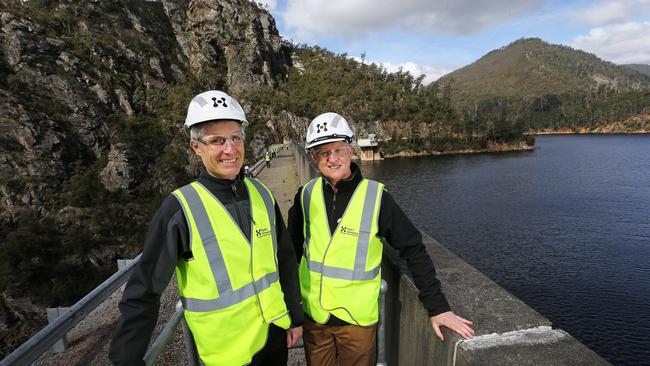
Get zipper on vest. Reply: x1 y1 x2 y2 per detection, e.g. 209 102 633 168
231 182 249 242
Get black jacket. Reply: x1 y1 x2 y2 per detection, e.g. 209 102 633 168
287 163 450 325
109 168 303 365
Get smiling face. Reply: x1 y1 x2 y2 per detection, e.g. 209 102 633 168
190 120 244 180
310 140 353 187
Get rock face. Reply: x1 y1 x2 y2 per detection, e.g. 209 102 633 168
99 144 136 192
0 0 293 356
163 0 289 94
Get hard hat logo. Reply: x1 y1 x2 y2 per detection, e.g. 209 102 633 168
213 97 228 108
316 123 328 133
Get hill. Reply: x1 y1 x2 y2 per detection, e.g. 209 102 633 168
436 38 650 132
438 38 650 101
623 64 650 77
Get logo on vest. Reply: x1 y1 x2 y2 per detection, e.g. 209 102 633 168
255 227 271 238
340 226 358 237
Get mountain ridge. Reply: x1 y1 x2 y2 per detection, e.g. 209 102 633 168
623 63 650 77
438 37 650 103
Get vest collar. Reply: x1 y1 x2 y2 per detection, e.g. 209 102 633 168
199 166 245 186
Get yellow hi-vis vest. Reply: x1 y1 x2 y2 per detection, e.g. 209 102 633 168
172 178 291 366
299 177 384 326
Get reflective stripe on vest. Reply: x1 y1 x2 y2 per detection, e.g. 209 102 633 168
302 178 381 280
173 180 278 313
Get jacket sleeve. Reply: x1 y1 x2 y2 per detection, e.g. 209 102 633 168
109 196 186 366
287 187 305 262
378 190 451 317
275 203 304 327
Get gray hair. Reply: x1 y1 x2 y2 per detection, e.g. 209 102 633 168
189 121 245 141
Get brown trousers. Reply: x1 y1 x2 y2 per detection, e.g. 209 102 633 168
303 317 377 366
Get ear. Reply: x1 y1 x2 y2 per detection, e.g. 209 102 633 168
190 139 202 156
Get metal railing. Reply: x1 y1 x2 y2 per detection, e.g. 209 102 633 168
2 258 388 366
0 254 199 366
143 302 199 366
1 255 142 366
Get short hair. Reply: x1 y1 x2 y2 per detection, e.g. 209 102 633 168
189 123 206 141
189 121 245 141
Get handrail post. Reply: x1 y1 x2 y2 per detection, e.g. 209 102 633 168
377 279 388 366
46 308 70 353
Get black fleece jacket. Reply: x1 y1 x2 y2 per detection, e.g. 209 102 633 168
109 168 303 365
287 163 450 325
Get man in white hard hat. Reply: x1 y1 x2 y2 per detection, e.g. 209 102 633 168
288 112 474 366
110 91 303 366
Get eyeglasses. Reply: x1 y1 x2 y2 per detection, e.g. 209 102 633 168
313 145 351 160
198 133 244 149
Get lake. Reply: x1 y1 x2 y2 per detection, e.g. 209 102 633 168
362 134 650 365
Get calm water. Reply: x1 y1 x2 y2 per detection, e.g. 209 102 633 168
362 135 650 366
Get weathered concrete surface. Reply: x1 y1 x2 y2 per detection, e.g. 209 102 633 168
382 233 610 365
456 326 608 366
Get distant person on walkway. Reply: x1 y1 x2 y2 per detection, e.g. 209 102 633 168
265 150 271 168
109 90 303 366
287 112 474 366
244 164 251 177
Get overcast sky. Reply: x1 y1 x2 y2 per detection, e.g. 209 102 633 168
255 0 650 84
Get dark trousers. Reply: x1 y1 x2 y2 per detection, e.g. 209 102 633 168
303 317 376 366
250 324 288 366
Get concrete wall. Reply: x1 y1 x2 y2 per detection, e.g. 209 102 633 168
293 143 320 184
291 143 609 365
382 233 610 366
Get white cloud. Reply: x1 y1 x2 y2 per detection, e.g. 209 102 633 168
256 0 277 11
281 0 544 40
571 21 650 64
569 0 650 25
381 61 451 84
350 56 451 85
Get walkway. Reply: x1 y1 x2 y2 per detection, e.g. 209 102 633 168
255 146 306 366
255 146 301 223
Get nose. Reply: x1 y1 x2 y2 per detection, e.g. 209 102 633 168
223 140 236 153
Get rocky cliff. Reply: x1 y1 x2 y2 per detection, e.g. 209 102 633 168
0 0 295 355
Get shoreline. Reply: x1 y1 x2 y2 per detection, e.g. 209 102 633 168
378 130 648 159
532 130 650 135
382 141 534 159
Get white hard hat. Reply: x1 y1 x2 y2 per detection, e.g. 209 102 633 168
185 90 248 128
305 112 353 150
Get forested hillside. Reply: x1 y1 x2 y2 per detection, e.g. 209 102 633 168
253 45 532 154
439 38 650 132
624 64 650 77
